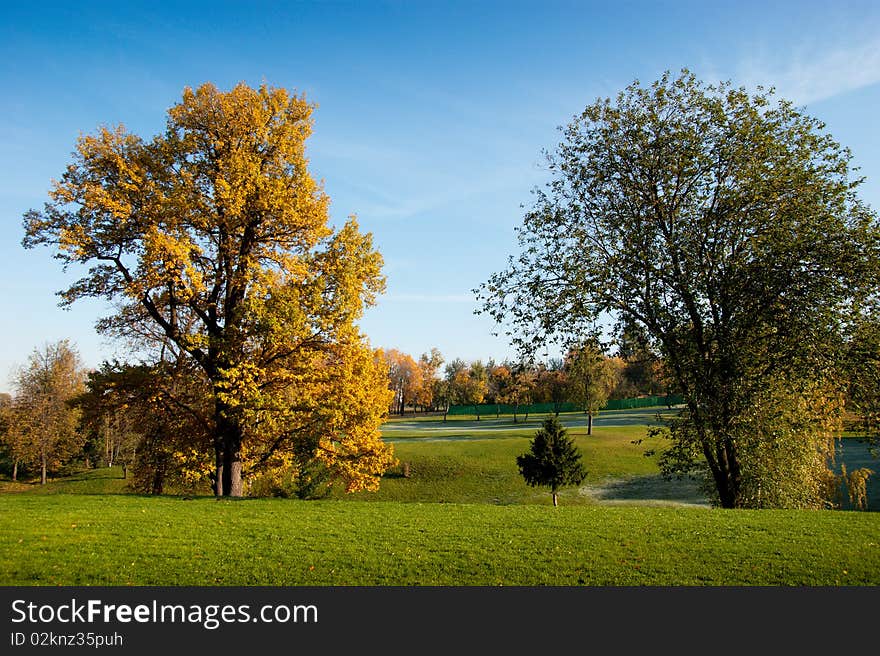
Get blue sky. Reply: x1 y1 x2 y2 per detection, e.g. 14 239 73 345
2 0 879 390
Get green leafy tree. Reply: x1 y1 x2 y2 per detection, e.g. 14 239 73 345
565 341 616 435
441 358 488 419
517 416 587 506
467 360 489 420
478 69 880 508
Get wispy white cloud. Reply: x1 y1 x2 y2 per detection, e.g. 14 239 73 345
735 35 880 105
310 78 552 223
324 156 543 222
379 293 475 303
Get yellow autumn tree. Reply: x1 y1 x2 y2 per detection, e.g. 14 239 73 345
382 348 422 415
23 82 394 496
415 348 444 411
8 341 86 485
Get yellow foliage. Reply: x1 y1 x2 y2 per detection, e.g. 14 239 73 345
736 377 845 509
24 82 395 495
840 464 873 511
172 448 215 486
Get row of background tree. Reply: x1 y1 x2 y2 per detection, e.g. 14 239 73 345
381 328 672 419
0 326 662 491
1 339 377 497
0 341 142 489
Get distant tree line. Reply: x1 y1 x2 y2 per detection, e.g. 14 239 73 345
0 340 207 494
0 332 667 488
0 338 388 499
380 331 674 430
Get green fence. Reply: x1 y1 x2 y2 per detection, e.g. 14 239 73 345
605 395 683 410
447 394 682 417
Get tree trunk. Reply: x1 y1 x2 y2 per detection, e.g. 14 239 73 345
214 444 224 497
716 478 737 508
587 411 593 435
715 470 739 508
105 415 112 467
724 439 742 507
223 449 243 497
218 418 244 497
41 451 47 485
12 459 18 482
701 432 740 509
152 470 163 495
552 491 558 507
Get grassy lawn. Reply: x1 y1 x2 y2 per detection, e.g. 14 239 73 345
0 466 131 496
1 407 878 586
0 494 878 586
346 423 682 505
380 407 677 437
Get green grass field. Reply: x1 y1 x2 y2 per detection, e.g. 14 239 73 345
352 413 703 506
1 407 878 586
1 495 879 585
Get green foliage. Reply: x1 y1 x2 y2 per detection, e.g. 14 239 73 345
247 435 333 500
248 461 332 500
74 360 214 496
565 341 616 433
478 69 880 508
650 378 843 509
517 416 587 505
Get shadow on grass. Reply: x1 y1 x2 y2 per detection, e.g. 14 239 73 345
60 469 124 482
584 474 710 507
